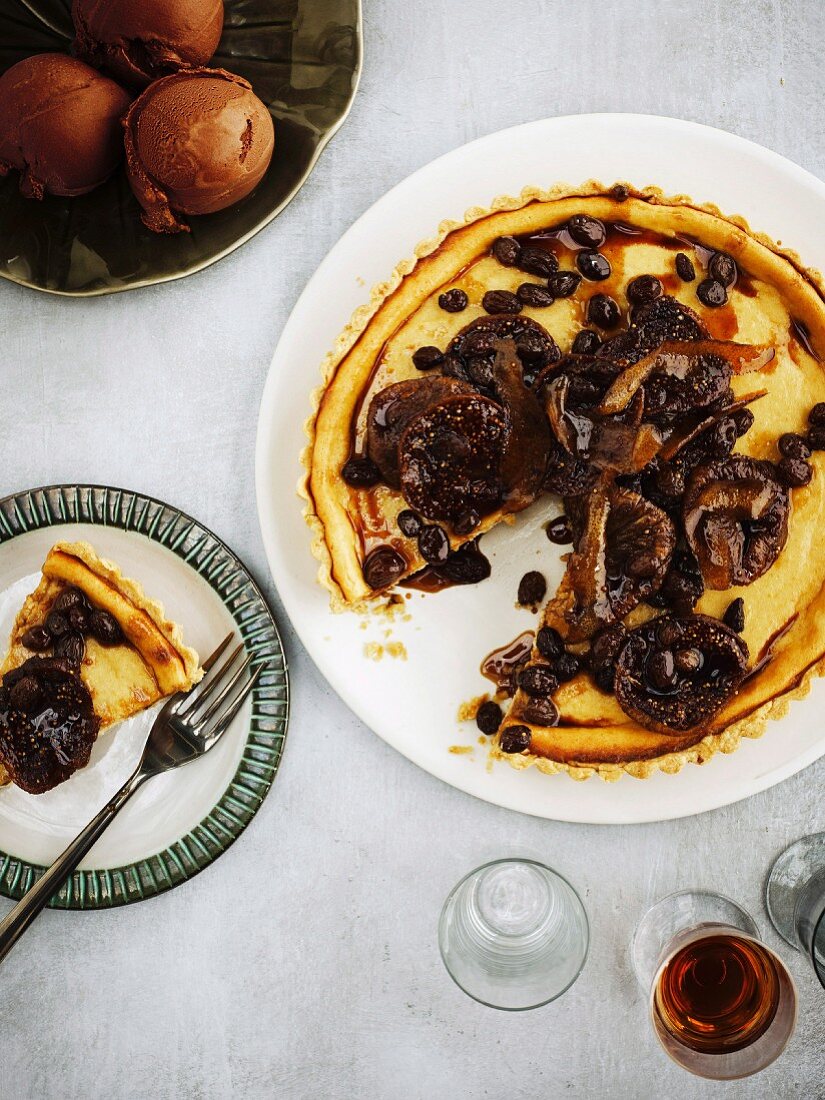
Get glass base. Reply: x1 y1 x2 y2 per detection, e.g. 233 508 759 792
632 890 758 991
438 859 589 1011
765 833 824 948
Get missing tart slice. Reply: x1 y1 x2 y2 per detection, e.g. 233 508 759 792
303 183 825 780
0 541 202 793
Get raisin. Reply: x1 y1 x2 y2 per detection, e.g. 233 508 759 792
733 408 755 437
412 345 444 371
567 215 606 248
516 282 554 308
777 457 813 488
587 293 621 329
55 632 85 666
536 626 564 660
546 515 573 544
553 652 581 682
53 586 87 614
576 251 611 281
723 597 745 633
418 524 450 563
491 236 521 267
476 700 503 735
362 546 406 589
499 725 531 753
571 330 601 355
517 571 546 607
697 278 727 307
21 625 51 652
627 274 663 305
518 664 559 697
808 425 825 451
548 271 582 298
342 455 381 487
517 246 558 278
45 611 69 638
708 252 737 288
779 432 811 460
809 403 825 428
647 649 678 692
482 290 522 315
453 510 480 536
675 252 696 281
88 609 124 646
438 289 468 313
397 510 422 537
67 606 89 634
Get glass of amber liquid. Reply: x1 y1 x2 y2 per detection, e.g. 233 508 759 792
632 891 797 1079
766 832 825 988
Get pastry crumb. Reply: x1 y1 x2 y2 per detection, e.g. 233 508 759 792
386 641 407 660
363 640 407 661
363 642 384 661
457 693 490 722
449 745 473 755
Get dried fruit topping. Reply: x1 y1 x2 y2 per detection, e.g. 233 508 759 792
604 488 676 618
55 632 85 666
482 289 522 315
366 376 472 488
576 250 611 281
448 315 560 381
778 432 811 460
517 282 555 308
453 509 480 536
438 288 468 313
548 271 582 298
614 615 749 733
683 456 791 588
517 571 547 609
434 540 491 585
412 345 445 372
491 236 521 267
21 625 51 652
536 625 564 660
590 622 628 693
567 214 606 248
362 545 407 590
588 294 621 329
513 695 560 728
397 509 422 537
498 724 532 753
543 438 601 497
517 245 558 278
342 454 381 488
708 252 737 287
563 482 613 641
398 393 508 521
88 609 123 646
723 597 745 633
517 663 558 696
697 278 727 308
675 252 696 281
476 700 503 735
809 402 825 428
546 515 573 544
418 524 450 564
572 329 602 355
52 586 88 614
599 295 708 366
653 549 705 617
0 657 100 793
777 457 813 488
627 274 663 305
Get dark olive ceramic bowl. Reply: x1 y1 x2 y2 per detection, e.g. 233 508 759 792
0 0 362 295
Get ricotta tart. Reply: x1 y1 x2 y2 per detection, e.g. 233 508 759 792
303 183 825 780
0 541 201 793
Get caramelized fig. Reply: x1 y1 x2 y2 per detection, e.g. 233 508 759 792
683 457 790 588
448 315 560 384
614 615 749 733
398 393 508 521
563 481 613 641
366 376 472 487
487 339 552 510
0 657 100 793
543 438 601 497
604 488 675 617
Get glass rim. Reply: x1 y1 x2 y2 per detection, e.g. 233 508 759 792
812 906 825 991
437 857 590 1011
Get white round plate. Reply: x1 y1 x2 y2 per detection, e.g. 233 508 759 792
256 113 825 824
0 486 288 906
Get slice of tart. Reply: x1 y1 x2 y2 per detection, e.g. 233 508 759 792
0 541 202 793
303 182 825 780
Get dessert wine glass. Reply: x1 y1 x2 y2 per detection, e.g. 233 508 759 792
438 858 589 1010
766 832 825 989
632 890 797 1079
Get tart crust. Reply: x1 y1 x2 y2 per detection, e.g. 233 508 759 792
301 182 825 781
0 541 202 785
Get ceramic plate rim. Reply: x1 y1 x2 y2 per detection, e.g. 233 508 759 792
0 483 289 908
255 112 825 824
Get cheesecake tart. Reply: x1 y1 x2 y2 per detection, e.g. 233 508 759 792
302 183 825 780
0 541 201 793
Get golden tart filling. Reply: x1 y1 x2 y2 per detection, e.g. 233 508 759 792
0 541 201 793
303 185 825 780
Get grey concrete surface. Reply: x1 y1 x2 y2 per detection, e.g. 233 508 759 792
1 1 825 1096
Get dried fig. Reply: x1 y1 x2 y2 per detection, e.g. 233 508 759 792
683 457 790 588
604 488 676 617
614 614 749 733
448 314 560 385
398 393 508 521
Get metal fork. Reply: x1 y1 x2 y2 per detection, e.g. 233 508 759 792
0 633 260 963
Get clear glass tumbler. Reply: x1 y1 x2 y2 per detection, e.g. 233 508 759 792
766 832 825 989
438 858 589 1011
632 890 797 1079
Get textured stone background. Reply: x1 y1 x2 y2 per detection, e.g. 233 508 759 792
1 0 825 1096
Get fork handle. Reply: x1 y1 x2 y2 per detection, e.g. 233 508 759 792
0 768 148 964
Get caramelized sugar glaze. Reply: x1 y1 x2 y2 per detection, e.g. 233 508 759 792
305 186 825 778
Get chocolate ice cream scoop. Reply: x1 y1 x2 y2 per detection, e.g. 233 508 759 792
123 67 275 234
73 0 224 89
0 53 131 199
